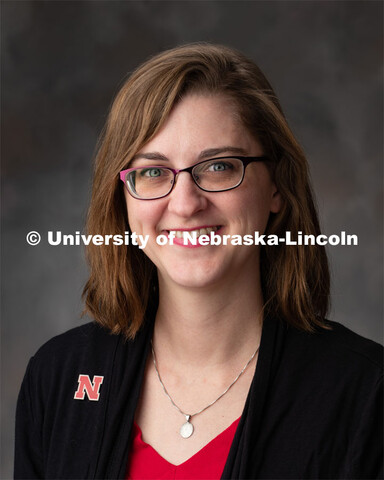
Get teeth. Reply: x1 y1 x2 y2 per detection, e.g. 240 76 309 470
169 226 219 239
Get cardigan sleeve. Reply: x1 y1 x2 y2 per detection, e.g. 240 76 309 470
14 357 45 479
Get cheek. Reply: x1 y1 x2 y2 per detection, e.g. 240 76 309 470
125 196 164 233
244 168 278 209
232 180 277 229
125 196 142 231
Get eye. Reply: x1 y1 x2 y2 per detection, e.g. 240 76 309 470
207 161 233 172
141 168 163 178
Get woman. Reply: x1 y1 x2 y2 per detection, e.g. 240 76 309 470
15 44 382 479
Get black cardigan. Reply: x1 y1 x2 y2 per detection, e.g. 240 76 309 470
14 316 383 479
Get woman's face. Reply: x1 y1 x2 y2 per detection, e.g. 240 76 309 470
124 94 281 289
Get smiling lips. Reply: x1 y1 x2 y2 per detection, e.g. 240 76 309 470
166 226 221 247
169 226 219 238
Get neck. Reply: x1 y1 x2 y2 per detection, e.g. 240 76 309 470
153 270 264 370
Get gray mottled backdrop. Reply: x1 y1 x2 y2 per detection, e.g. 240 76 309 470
2 1 383 477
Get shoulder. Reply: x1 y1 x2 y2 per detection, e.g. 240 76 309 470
31 322 117 366
270 319 383 434
33 321 116 357
321 320 383 368
282 319 383 381
25 319 152 388
24 322 121 391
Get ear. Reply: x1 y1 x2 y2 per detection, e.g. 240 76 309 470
270 184 283 213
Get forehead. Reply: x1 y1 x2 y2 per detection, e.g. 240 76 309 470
135 94 262 161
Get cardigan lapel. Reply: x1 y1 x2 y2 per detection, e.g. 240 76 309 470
94 314 154 479
221 316 286 479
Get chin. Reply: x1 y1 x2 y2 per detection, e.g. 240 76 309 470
159 261 226 289
165 274 222 290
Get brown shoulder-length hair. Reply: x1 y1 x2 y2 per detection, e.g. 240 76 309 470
83 43 330 339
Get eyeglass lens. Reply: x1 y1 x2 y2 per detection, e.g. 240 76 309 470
126 157 244 199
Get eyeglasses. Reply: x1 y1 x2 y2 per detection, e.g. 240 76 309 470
119 156 268 200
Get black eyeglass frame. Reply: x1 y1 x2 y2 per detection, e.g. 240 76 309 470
119 155 269 200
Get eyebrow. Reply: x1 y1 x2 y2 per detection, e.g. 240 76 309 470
131 146 248 163
131 152 168 162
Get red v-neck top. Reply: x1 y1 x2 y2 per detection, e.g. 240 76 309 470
125 418 240 479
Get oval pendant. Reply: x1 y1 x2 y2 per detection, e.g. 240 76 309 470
180 420 194 438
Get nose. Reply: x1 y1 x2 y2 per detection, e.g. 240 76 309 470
167 171 208 217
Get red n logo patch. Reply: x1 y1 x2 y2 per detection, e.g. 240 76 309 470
74 374 104 401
